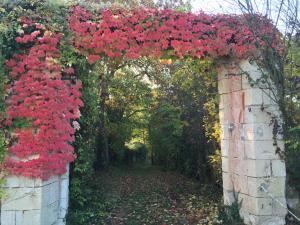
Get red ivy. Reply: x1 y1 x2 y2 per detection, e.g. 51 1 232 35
3 6 283 180
69 6 284 63
5 27 83 180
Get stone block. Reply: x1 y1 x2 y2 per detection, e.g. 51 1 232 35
220 124 232 140
220 139 229 157
248 214 285 225
244 88 263 106
3 176 36 188
247 196 273 216
232 174 248 195
222 172 233 190
35 175 59 187
247 176 286 198
1 173 69 225
15 210 44 225
244 140 282 160
219 93 231 111
231 139 245 159
232 157 247 176
23 210 41 225
15 211 23 225
229 76 242 93
58 177 69 220
243 123 275 141
221 156 230 173
271 160 286 177
219 107 231 125
272 198 287 216
2 187 42 211
246 159 272 177
42 181 60 207
1 210 16 225
243 106 273 124
239 60 264 82
41 201 59 225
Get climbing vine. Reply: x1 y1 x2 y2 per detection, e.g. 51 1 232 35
69 6 283 62
5 19 83 180
1 3 285 180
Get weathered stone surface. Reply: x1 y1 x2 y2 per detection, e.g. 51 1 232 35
42 181 60 207
222 172 233 190
244 88 263 106
232 158 248 176
41 201 59 225
2 187 42 211
232 174 248 194
243 105 275 124
271 160 286 177
248 215 286 225
231 139 245 159
239 60 264 85
272 198 288 216
23 210 41 225
58 177 69 220
220 124 232 140
244 140 282 160
246 159 272 177
1 170 69 225
243 123 276 141
247 196 273 216
1 210 15 225
247 176 286 198
3 176 35 188
219 59 287 225
221 156 230 173
34 175 59 187
220 139 229 157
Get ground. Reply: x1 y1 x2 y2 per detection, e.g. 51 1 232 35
67 165 231 225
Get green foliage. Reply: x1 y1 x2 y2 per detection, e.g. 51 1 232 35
217 201 244 225
149 102 183 169
283 41 300 193
107 66 153 163
68 59 100 209
147 59 220 182
0 2 18 196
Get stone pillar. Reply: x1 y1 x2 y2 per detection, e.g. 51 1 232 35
218 59 287 225
0 167 69 225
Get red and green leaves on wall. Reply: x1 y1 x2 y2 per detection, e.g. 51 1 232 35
4 6 283 180
69 6 283 62
5 20 83 180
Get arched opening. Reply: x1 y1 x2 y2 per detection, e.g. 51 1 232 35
0 2 287 225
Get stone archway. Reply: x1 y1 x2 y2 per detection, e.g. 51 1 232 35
0 7 287 225
0 59 287 225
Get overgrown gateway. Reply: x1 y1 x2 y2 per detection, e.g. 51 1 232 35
1 4 287 225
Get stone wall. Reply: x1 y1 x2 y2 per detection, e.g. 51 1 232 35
0 166 69 225
218 60 287 225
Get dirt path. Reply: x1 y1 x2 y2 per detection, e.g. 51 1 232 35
67 165 223 225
